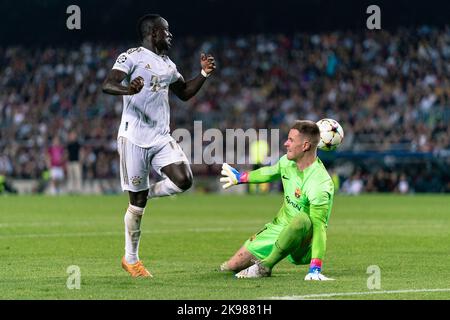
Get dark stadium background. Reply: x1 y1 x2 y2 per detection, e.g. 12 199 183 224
1 0 450 44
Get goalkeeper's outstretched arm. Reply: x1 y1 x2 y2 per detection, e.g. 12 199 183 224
220 163 281 189
304 191 335 281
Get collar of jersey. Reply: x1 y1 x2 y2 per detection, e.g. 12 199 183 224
140 46 168 59
291 157 320 177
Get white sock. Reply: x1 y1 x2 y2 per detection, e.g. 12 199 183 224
147 178 183 199
124 204 145 264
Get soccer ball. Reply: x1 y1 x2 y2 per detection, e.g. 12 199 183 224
316 118 344 151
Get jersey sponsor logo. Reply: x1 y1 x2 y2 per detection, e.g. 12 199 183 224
116 54 127 64
295 187 302 198
285 195 301 211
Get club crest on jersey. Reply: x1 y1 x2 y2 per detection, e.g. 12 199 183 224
295 188 302 198
131 176 143 186
145 64 151 70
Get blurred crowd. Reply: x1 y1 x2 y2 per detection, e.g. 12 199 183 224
1 25 449 193
333 159 450 194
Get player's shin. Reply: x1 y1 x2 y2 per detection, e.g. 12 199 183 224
147 178 183 199
124 204 145 264
262 214 312 269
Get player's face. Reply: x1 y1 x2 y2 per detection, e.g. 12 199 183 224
285 129 311 161
154 18 173 51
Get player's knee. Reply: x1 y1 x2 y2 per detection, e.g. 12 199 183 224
129 191 148 208
133 199 147 208
290 214 311 233
130 198 147 208
173 173 193 191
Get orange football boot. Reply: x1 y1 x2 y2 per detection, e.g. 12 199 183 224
121 257 153 278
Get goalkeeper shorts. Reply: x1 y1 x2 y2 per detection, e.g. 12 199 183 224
244 221 312 265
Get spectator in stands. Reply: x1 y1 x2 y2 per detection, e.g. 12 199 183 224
66 131 83 193
46 136 66 195
397 174 410 194
342 173 364 195
0 170 18 194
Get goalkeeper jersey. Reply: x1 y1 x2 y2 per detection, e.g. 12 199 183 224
248 155 334 259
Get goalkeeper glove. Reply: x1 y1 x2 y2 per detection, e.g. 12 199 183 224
304 258 335 281
220 163 249 189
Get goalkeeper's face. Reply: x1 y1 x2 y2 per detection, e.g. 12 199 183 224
285 129 311 161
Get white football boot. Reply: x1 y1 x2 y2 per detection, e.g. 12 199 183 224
235 261 271 279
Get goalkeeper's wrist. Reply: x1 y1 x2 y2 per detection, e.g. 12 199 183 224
237 172 249 184
309 258 322 273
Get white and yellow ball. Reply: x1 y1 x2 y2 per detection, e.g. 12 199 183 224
316 118 344 151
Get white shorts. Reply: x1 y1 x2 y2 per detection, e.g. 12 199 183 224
117 136 190 192
50 167 65 181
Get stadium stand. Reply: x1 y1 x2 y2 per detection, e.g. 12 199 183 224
1 26 449 193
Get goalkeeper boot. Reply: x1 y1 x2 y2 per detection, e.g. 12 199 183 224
235 261 271 279
121 256 153 278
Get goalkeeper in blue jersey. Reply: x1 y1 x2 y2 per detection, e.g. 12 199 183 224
219 120 335 280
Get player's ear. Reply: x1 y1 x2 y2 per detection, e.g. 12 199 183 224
303 141 311 152
151 28 158 39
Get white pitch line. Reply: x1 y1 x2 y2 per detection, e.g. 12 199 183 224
0 227 254 239
0 231 123 239
0 222 66 228
267 288 450 300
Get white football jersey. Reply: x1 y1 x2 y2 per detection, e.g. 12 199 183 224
112 47 182 148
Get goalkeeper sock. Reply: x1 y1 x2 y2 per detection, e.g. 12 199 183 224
147 178 183 199
262 213 312 269
124 204 145 264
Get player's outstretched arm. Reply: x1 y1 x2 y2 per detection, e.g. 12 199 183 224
304 202 334 281
170 53 216 101
102 70 144 96
219 162 281 189
220 163 249 189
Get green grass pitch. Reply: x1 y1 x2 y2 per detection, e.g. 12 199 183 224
0 194 449 300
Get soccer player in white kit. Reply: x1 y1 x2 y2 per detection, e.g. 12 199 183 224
102 14 216 277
